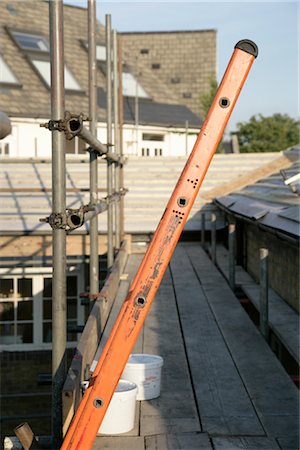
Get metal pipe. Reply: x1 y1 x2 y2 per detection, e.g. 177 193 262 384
113 30 121 249
106 15 114 268
49 1 66 447
185 120 189 156
66 118 121 163
201 212 205 247
118 35 125 240
228 218 236 290
211 213 217 264
88 0 99 298
260 247 269 341
135 56 139 156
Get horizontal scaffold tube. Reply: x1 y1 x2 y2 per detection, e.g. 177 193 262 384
67 190 127 230
66 115 123 164
61 39 258 450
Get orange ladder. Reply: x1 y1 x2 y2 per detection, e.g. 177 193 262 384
61 39 258 450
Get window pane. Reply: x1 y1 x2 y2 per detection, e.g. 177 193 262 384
96 45 106 61
43 299 52 320
0 323 14 345
43 322 52 343
31 59 51 86
67 320 78 342
0 279 14 298
31 59 81 91
64 66 81 91
18 278 32 297
17 323 33 343
43 278 52 298
67 276 77 297
17 301 33 320
12 31 49 51
0 302 14 321
122 73 149 98
0 56 18 84
142 133 164 142
67 298 77 320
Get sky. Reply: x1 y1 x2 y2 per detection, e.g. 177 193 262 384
64 1 299 134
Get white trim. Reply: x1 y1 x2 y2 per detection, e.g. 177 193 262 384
0 265 84 352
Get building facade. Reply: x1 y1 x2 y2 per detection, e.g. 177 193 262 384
0 1 217 158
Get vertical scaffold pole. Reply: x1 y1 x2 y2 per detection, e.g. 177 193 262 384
61 39 258 450
88 0 99 297
49 1 67 447
260 247 269 340
118 36 125 239
228 217 236 290
113 30 121 249
106 15 114 268
211 212 217 264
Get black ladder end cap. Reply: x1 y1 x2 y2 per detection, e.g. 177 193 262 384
235 39 258 58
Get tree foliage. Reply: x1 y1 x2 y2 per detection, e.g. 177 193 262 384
236 113 300 153
200 76 224 153
200 77 218 117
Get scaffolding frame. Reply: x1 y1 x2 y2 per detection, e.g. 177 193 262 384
44 2 125 446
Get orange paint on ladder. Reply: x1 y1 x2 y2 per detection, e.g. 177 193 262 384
61 40 258 450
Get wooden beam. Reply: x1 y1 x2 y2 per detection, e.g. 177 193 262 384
62 239 129 436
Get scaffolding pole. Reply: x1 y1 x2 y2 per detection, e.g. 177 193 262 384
49 1 67 447
88 0 99 298
118 35 125 239
113 30 121 249
106 15 114 268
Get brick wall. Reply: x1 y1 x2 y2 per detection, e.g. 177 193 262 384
245 224 299 312
0 350 74 441
121 30 217 118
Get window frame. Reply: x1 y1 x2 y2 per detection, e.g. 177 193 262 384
0 54 22 88
6 27 50 54
0 265 84 352
27 54 84 94
6 27 84 94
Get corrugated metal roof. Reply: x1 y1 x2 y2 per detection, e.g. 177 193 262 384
215 147 300 238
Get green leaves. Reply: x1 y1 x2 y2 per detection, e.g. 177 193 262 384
236 113 300 153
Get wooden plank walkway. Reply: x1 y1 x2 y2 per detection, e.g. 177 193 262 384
93 243 299 450
214 244 299 365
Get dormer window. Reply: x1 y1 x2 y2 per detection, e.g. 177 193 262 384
122 72 149 98
10 30 49 52
7 29 82 93
31 58 82 92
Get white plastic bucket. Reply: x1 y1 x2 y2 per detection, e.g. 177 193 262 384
81 379 137 435
122 353 164 400
98 379 137 435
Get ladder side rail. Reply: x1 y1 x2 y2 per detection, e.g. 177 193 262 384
61 40 258 450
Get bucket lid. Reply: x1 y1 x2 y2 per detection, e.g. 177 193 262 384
115 379 137 393
126 353 164 369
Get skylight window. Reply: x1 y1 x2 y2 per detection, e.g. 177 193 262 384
122 72 149 98
0 55 19 85
11 31 49 52
31 59 82 91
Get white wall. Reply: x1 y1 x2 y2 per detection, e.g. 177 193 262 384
0 118 198 158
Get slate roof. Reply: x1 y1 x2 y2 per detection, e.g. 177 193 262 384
215 147 300 238
0 0 203 125
97 89 201 128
